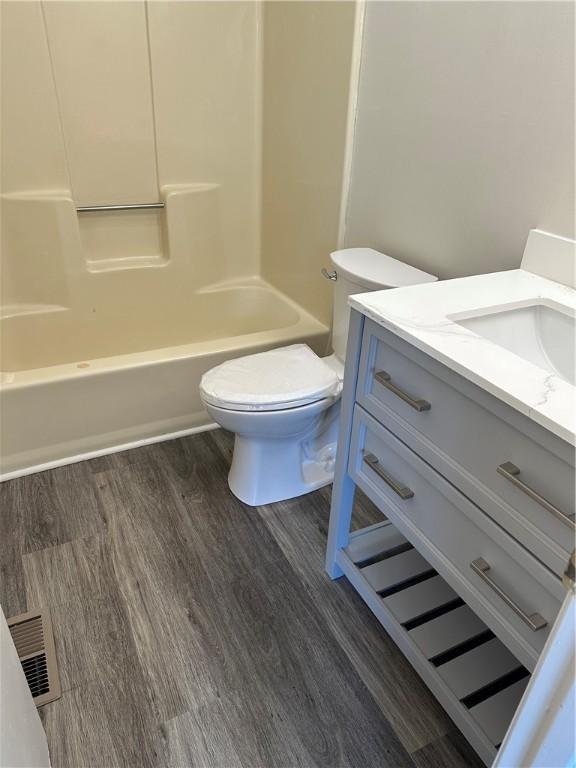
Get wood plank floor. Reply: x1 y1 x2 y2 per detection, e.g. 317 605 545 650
0 429 484 768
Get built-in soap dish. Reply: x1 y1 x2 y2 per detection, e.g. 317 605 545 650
79 205 168 273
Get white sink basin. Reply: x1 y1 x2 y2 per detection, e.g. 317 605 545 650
453 302 575 386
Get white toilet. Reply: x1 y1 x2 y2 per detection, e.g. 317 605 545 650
200 248 437 505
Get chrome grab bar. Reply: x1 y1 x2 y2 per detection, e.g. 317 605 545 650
76 203 164 213
363 452 414 500
470 558 547 631
374 370 431 412
497 462 575 529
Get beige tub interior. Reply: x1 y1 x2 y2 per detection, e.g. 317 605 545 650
3 279 305 373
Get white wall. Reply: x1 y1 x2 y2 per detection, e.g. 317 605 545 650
344 1 575 278
0 610 50 767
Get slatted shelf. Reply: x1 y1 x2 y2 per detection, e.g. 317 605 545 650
336 522 530 766
408 604 488 660
346 521 408 564
383 574 459 625
469 678 530 746
361 548 433 593
437 637 523 701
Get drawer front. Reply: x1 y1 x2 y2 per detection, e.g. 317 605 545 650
357 319 575 576
349 405 563 669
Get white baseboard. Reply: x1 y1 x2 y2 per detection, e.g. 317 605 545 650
0 422 220 482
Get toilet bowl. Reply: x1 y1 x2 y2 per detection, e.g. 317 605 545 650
200 248 437 506
201 344 344 505
204 392 341 507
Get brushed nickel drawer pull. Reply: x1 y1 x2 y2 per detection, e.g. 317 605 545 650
497 462 575 530
363 452 414 500
470 558 547 631
374 370 431 412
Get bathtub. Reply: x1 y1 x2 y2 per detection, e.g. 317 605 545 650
0 280 329 478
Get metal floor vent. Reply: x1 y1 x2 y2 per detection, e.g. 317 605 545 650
7 609 61 707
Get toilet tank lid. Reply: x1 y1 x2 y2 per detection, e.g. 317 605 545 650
330 248 437 290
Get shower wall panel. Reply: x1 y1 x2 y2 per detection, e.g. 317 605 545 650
42 0 158 207
0 1 69 194
1 0 262 323
148 1 261 279
261 1 356 325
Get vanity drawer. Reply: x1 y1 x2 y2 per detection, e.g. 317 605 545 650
357 319 575 577
348 405 563 669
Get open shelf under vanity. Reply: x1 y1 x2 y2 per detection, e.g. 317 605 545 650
339 521 530 765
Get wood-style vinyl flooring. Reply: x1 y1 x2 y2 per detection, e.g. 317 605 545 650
0 429 483 768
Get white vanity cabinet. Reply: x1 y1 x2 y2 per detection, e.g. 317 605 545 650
326 309 575 767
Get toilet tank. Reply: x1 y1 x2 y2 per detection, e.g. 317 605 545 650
328 248 438 361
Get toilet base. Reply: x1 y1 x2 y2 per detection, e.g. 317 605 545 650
226 402 340 506
228 435 336 506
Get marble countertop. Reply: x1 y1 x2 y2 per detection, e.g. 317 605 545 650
350 269 576 445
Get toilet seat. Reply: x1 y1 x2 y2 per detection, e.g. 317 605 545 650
200 344 342 412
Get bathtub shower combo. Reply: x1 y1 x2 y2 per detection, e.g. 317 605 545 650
0 194 328 475
0 0 358 477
